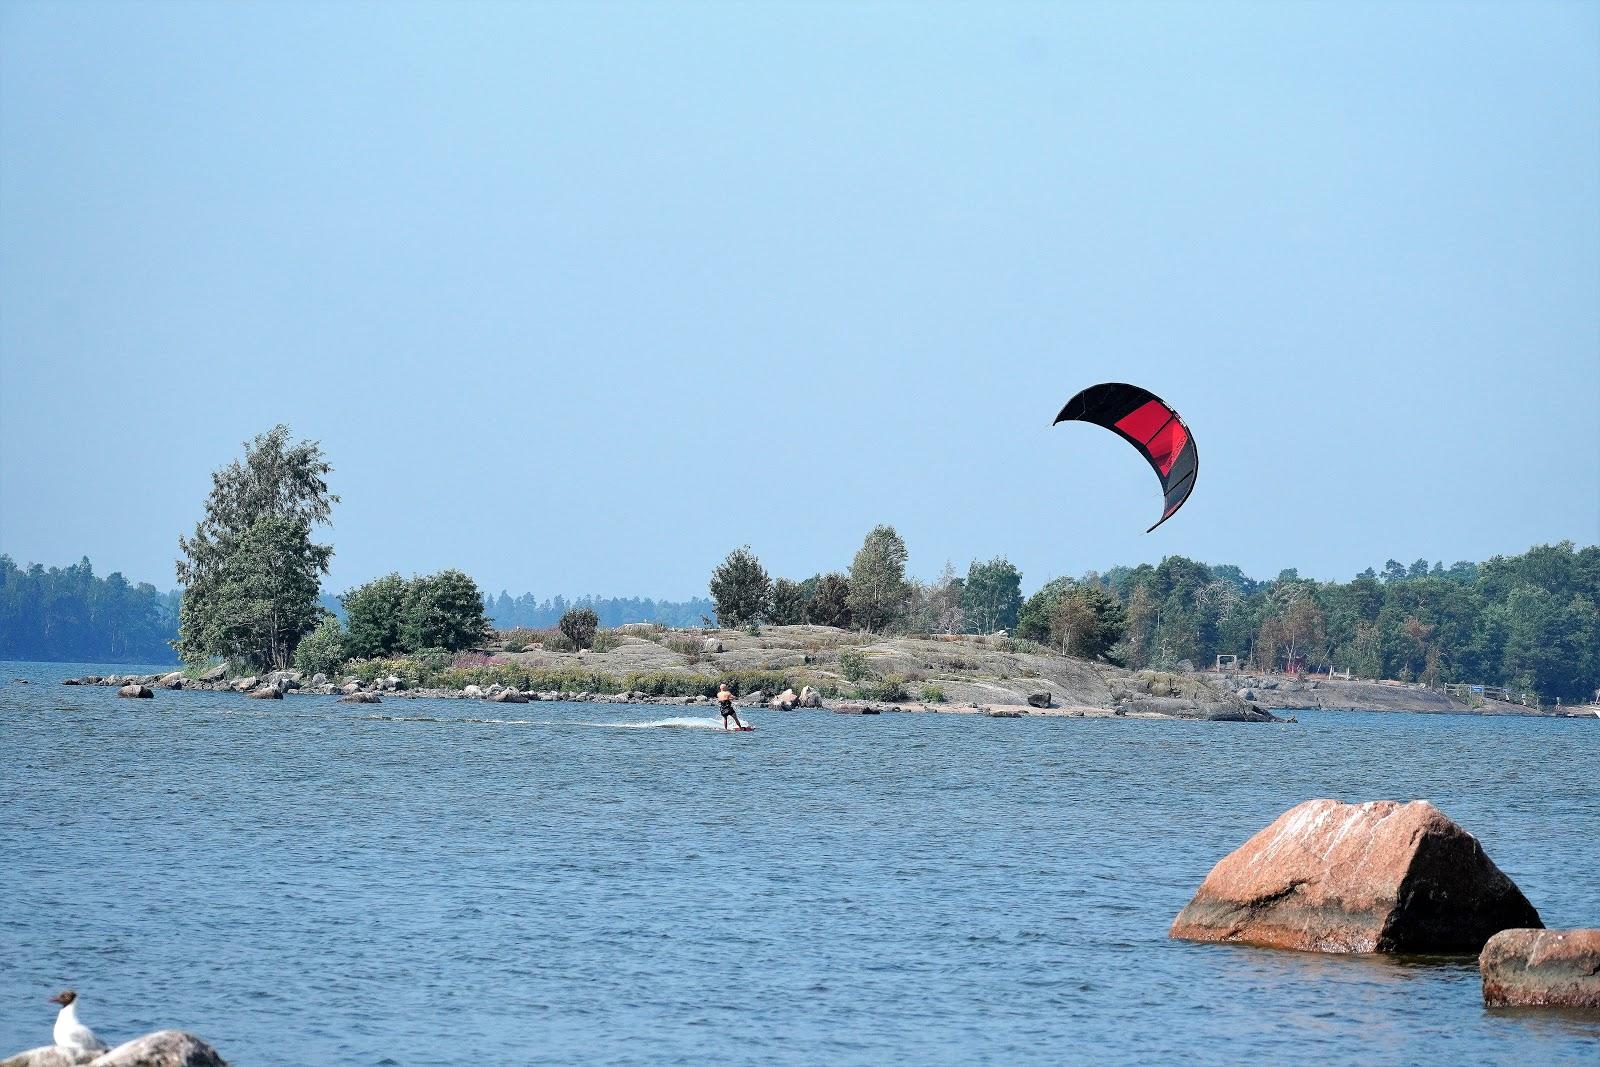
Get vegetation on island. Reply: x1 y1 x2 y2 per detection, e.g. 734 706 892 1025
703 532 1600 706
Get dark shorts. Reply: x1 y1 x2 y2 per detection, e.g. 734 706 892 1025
719 703 736 716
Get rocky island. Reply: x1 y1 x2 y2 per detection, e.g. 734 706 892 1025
65 625 1279 720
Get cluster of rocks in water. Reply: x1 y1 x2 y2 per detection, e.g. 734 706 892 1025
1170 797 1599 1011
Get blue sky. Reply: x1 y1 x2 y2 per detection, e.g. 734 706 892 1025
2 1 1596 598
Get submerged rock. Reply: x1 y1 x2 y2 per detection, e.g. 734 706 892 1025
339 692 381 703
1480 928 1600 1008
1170 798 1541 953
246 687 282 699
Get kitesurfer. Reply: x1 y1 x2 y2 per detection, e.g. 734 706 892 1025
716 683 747 730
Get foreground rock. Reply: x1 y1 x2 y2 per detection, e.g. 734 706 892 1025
1480 928 1600 1008
1 1031 228 1067
1171 798 1541 953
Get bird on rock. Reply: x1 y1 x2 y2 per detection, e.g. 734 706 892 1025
49 990 110 1054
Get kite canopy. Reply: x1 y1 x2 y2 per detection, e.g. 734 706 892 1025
1053 382 1198 532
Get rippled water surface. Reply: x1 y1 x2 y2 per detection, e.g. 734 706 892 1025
3 661 1598 1065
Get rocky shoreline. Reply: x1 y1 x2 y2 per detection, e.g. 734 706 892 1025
61 667 1281 721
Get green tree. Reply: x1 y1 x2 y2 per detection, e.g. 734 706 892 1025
342 574 410 659
806 573 852 629
403 569 491 652
847 525 910 633
293 613 348 677
709 546 772 627
180 515 327 669
558 606 600 651
1016 577 1071 643
769 578 808 625
1048 583 1125 660
176 427 336 669
960 557 1022 634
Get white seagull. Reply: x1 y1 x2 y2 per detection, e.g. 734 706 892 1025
49 990 109 1054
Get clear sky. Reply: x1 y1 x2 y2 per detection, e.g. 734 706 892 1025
2 1 1596 599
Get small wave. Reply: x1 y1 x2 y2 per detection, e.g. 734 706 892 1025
582 717 745 730
356 714 546 726
352 713 749 731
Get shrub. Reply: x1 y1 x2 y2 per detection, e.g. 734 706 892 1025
664 636 702 657
293 615 347 677
591 629 622 653
919 683 946 703
838 649 869 682
349 656 426 687
559 607 600 651
622 671 719 697
858 675 909 702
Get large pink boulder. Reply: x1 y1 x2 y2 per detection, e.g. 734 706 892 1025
1480 928 1600 1009
1171 798 1541 953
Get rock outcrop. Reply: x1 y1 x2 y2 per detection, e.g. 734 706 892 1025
246 687 282 699
117 684 153 699
1170 799 1541 953
2 1031 228 1067
339 692 381 703
1027 692 1052 708
1480 928 1600 1008
799 685 822 708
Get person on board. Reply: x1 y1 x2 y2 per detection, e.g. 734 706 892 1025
716 683 748 731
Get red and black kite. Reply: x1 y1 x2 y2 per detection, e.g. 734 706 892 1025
1053 383 1198 532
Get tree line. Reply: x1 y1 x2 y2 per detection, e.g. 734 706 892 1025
10 427 1597 706
708 532 1600 705
0 555 179 664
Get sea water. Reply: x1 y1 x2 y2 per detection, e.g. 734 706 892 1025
2 660 1597 1065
